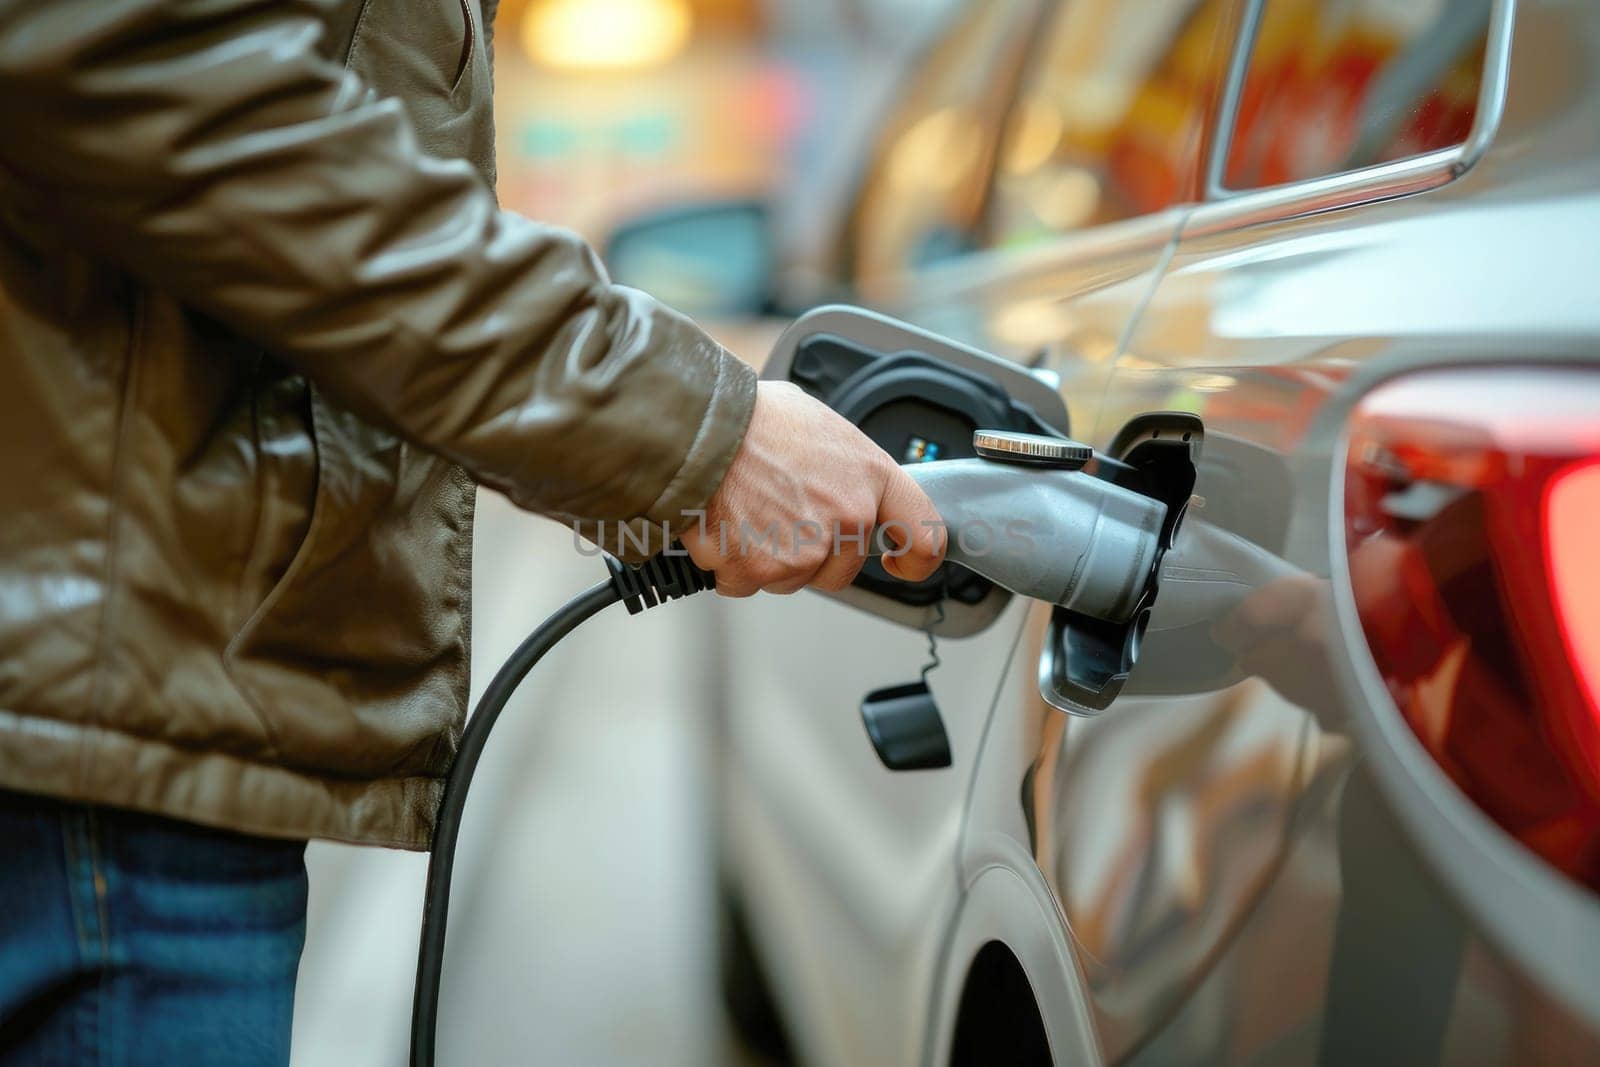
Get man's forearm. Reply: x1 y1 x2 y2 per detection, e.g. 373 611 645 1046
0 0 754 527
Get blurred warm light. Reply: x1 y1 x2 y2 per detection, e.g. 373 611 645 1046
1059 76 1131 138
989 297 1079 350
523 0 693 71
1077 335 1119 364
1005 96 1063 176
1032 167 1100 230
887 107 982 193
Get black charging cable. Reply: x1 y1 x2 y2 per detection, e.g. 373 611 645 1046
410 549 717 1067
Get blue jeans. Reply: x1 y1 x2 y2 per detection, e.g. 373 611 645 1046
0 789 307 1066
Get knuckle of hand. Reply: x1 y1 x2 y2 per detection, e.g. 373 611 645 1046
820 570 854 592
750 557 790 587
799 544 830 572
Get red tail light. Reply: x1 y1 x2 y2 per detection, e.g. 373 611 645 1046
1343 366 1600 890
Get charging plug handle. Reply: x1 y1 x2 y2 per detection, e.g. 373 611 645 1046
888 456 1167 624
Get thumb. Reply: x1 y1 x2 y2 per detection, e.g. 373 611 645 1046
877 463 946 583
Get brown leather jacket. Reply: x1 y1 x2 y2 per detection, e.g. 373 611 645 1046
0 0 756 848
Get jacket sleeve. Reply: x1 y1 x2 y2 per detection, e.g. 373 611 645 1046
0 0 756 546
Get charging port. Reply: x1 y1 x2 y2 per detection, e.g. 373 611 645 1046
1038 412 1201 715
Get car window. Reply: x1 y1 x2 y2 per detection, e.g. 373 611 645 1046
847 0 1041 286
985 0 1229 249
1224 0 1490 190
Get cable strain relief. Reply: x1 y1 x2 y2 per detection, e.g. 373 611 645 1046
604 544 717 614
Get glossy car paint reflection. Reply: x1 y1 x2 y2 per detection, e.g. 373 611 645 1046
1034 681 1346 1059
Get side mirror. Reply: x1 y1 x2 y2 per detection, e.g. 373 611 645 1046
602 199 775 318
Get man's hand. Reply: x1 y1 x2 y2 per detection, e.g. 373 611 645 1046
682 381 946 597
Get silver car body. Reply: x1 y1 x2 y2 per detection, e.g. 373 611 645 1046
718 0 1600 1062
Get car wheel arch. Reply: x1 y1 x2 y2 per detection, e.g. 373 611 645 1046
926 862 1102 1066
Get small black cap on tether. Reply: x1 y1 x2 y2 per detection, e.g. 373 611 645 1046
860 589 952 771
860 682 952 771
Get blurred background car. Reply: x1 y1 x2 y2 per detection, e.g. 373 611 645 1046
290 0 1600 1064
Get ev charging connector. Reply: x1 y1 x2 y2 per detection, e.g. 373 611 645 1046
887 435 1166 626
857 429 1171 770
